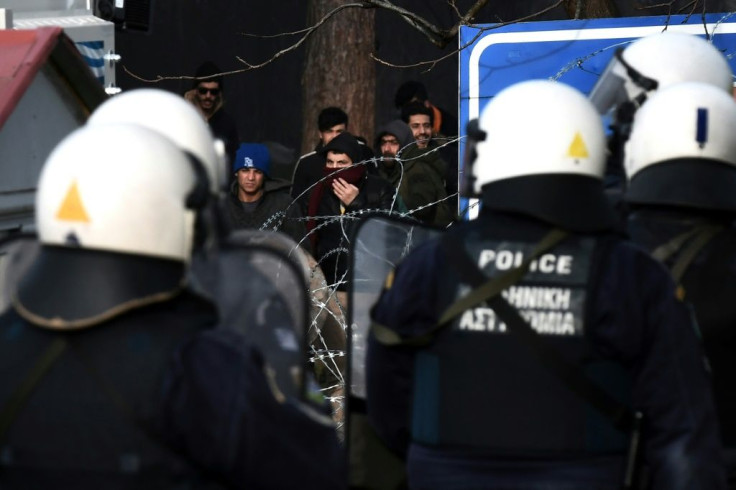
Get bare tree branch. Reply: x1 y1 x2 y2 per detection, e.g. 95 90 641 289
235 2 365 70
634 1 674 10
363 0 448 47
445 0 492 38
238 26 313 39
448 0 463 19
237 2 371 39
701 0 709 39
371 32 479 72
123 3 365 82
123 0 562 82
123 0 731 84
370 0 565 71
122 65 248 84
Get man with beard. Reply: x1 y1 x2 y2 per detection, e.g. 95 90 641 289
394 80 458 141
375 120 412 184
398 103 454 226
184 61 240 174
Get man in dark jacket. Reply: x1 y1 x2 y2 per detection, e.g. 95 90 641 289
395 82 459 206
184 61 240 176
394 80 457 142
366 80 725 489
375 119 413 186
291 107 376 215
226 142 306 245
399 103 454 226
291 107 348 215
376 117 451 226
306 132 397 296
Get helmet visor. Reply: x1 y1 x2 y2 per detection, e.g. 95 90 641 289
588 56 630 115
589 48 659 115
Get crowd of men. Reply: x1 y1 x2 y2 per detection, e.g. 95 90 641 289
0 30 734 489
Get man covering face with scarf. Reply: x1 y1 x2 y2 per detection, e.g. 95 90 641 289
307 132 398 297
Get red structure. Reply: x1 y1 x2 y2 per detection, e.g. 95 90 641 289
0 27 106 231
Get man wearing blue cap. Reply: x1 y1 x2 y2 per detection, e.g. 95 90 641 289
226 143 306 244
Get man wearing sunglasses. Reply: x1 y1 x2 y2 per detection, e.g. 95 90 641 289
185 61 240 177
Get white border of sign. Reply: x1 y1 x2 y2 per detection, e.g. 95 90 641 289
464 19 736 219
468 21 736 119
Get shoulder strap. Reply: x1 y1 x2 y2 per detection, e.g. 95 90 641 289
437 229 568 325
670 224 722 284
0 332 221 481
442 230 635 433
0 337 67 443
371 229 567 347
651 223 723 294
650 226 702 263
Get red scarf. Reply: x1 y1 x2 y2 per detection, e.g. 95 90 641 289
306 165 366 250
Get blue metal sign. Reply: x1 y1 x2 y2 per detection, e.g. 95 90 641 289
458 13 736 218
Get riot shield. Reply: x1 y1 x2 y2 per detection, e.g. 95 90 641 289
2 228 311 405
347 214 442 488
2 229 313 404
226 230 347 413
190 230 311 403
0 233 38 314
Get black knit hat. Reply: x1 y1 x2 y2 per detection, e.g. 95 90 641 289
193 61 223 89
320 132 362 164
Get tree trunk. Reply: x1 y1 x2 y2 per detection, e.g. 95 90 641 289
564 0 619 18
301 1 376 155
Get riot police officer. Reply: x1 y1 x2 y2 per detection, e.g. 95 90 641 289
624 81 736 487
0 123 344 488
589 31 733 203
86 88 349 427
365 79 725 489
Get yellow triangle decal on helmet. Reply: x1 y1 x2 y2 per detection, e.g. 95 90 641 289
567 132 589 159
55 181 90 223
384 269 395 290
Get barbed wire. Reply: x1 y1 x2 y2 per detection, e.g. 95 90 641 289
206 6 736 432
254 140 462 422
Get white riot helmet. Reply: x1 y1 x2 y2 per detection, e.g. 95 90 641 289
36 123 201 261
471 80 614 231
590 31 733 116
87 88 226 193
625 82 736 212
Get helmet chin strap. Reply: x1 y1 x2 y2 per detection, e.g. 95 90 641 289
614 48 659 93
611 88 650 155
608 49 657 150
64 232 81 248
461 118 487 198
607 99 640 186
